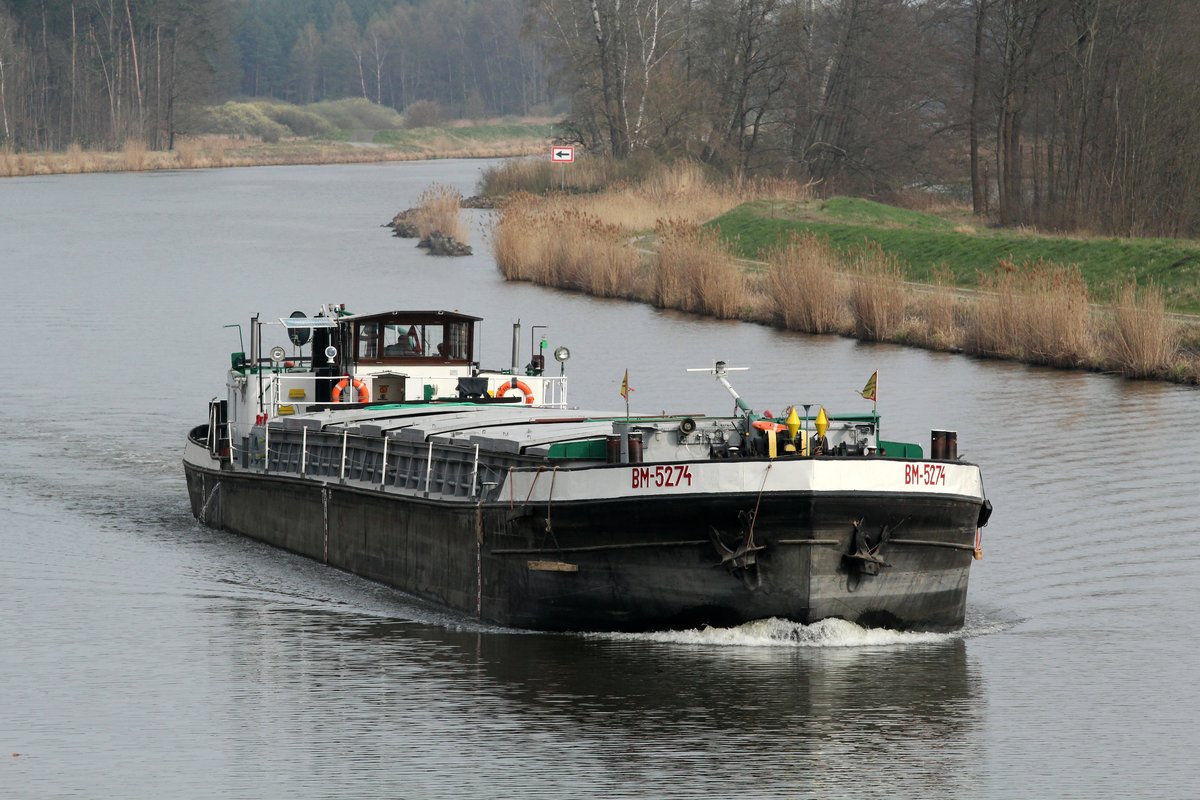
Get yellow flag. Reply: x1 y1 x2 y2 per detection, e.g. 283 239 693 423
620 369 631 400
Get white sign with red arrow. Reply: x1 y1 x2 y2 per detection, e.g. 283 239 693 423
551 146 575 163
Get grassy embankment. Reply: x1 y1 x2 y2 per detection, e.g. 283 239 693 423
0 98 555 178
486 158 1199 383
712 197 1200 313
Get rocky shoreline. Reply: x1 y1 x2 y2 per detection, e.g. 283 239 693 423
385 204 475 256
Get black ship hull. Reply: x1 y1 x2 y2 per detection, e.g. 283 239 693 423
184 455 981 633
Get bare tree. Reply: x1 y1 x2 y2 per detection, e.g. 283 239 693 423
533 0 683 157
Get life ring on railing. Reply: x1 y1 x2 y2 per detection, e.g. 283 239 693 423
497 379 535 405
332 376 370 403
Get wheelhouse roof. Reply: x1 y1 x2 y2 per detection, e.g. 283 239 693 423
340 310 482 325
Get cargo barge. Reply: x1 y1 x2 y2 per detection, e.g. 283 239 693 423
184 305 992 631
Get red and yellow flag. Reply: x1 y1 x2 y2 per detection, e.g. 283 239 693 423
620 369 632 400
860 370 877 402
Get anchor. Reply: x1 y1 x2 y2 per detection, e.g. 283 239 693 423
710 509 768 590
843 517 899 577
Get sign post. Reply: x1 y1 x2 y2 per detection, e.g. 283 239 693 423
551 145 574 191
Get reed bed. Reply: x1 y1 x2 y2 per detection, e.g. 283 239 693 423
121 138 149 171
0 147 29 177
969 259 1091 366
1106 282 1179 378
547 212 642 298
492 173 1197 384
482 158 809 230
846 244 908 342
0 136 547 179
491 175 769 318
492 197 547 282
654 221 744 319
480 155 653 196
764 232 847 334
174 138 202 169
492 197 642 297
413 184 465 241
64 143 86 173
573 185 746 231
918 265 959 346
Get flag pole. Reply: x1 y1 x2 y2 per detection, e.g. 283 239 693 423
873 373 878 445
620 368 631 419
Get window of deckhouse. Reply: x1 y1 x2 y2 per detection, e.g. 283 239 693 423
357 323 379 359
447 322 469 359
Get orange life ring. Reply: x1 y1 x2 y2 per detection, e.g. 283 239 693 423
332 376 370 403
497 379 535 405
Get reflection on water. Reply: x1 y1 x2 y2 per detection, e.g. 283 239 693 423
166 595 985 800
2 161 1198 798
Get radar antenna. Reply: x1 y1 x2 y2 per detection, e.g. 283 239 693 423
686 361 752 416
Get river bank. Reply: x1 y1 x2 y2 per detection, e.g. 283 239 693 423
483 162 1200 386
0 125 550 179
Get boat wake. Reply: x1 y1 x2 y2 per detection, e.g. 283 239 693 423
590 616 1001 648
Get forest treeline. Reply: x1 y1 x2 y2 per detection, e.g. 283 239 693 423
0 0 544 152
537 0 1200 237
2 0 1199 237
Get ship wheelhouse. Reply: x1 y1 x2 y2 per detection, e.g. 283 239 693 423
346 309 480 368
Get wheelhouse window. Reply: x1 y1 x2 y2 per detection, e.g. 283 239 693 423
357 323 379 359
446 322 469 359
381 321 429 357
353 314 474 364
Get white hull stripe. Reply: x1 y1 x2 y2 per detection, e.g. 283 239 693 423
502 459 984 505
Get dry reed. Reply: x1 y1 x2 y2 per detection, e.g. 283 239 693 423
65 143 86 173
969 258 1091 366
1 147 34 177
916 264 960 347
480 158 804 230
492 197 544 281
654 221 744 319
732 173 812 203
2 135 547 181
846 243 907 341
413 184 465 241
638 161 710 197
1106 281 1178 378
492 196 642 297
121 138 148 171
481 155 646 196
553 212 642 297
569 183 744 231
175 138 202 169
765 232 847 334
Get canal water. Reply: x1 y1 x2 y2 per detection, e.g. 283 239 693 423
1 161 1197 799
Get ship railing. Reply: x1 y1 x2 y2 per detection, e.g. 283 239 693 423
262 372 331 416
248 423 519 500
255 372 364 418
535 375 568 408
260 372 569 412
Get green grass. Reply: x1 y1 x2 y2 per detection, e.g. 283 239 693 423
373 123 554 148
708 198 1200 312
199 98 552 151
439 123 557 141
